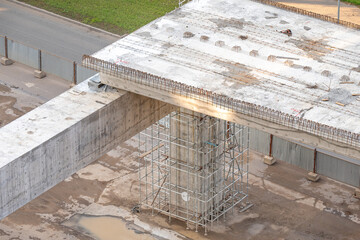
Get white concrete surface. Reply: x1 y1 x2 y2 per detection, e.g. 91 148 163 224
93 0 360 136
0 75 174 219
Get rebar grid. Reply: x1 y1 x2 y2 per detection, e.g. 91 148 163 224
82 55 360 149
138 109 250 234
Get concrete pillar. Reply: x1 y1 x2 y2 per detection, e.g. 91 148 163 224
169 109 223 226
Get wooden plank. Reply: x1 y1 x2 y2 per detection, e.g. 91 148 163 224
336 102 345 107
339 82 354 84
139 143 165 158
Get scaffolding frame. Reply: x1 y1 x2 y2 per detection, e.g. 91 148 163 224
138 109 250 234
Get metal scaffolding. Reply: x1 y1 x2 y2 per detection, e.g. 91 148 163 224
138 109 250 234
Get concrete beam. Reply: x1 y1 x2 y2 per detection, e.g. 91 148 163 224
0 77 175 219
101 73 360 162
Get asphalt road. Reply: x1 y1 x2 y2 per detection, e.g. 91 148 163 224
0 0 119 63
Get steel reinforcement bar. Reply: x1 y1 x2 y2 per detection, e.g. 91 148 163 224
82 55 360 149
251 0 360 30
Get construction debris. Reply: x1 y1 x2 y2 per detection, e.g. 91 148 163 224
336 102 345 107
200 35 209 42
279 29 292 36
231 45 242 52
340 75 350 82
321 70 332 77
249 50 259 57
284 60 294 67
267 55 277 62
239 35 248 40
215 40 225 47
303 66 312 72
183 31 195 38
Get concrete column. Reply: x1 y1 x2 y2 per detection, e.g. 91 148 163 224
169 109 223 223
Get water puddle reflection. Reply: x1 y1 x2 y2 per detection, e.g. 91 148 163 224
64 214 157 240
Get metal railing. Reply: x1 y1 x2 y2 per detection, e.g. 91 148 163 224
0 35 97 84
82 55 360 149
252 0 360 30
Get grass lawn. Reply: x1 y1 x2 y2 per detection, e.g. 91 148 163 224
19 0 180 35
342 0 360 6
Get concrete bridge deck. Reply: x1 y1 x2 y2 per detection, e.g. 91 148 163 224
2 0 360 224
84 0 360 160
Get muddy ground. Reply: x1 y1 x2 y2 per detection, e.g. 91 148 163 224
1 63 360 240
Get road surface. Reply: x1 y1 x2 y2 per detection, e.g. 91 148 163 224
0 0 119 62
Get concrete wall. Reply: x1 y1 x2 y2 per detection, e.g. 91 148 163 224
250 128 360 187
0 78 175 219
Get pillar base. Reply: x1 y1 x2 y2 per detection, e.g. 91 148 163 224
34 70 46 79
1 57 13 66
306 172 320 182
354 189 360 199
263 155 276 165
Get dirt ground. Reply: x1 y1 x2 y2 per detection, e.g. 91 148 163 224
1 137 360 240
1 63 360 240
277 0 360 24
0 62 71 127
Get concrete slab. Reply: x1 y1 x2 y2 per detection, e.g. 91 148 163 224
86 0 360 162
33 70 46 79
264 155 276 165
92 0 360 138
307 171 321 182
0 57 13 66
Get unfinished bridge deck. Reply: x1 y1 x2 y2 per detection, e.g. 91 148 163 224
84 0 360 159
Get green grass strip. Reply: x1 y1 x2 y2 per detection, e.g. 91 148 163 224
342 0 360 6
19 0 179 35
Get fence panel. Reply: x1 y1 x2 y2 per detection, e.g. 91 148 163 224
272 136 314 171
77 65 97 83
0 36 5 57
7 39 39 69
42 52 73 82
249 128 270 154
317 153 360 187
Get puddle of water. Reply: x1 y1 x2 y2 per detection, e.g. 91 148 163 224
65 214 156 240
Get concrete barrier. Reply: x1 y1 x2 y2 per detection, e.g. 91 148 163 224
0 76 175 219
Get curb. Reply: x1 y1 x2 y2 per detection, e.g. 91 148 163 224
7 0 126 39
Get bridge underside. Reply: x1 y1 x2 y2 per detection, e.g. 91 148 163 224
101 73 360 162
